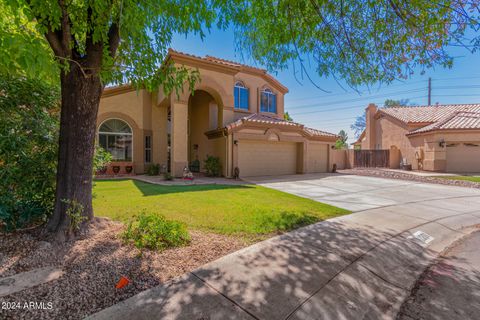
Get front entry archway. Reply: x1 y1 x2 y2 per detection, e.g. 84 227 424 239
187 90 224 173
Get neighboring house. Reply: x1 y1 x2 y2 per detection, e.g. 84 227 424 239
353 103 480 172
97 49 338 177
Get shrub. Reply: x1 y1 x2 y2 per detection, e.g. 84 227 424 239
163 171 174 181
122 212 190 250
146 163 160 176
0 75 59 231
204 155 222 177
93 146 112 174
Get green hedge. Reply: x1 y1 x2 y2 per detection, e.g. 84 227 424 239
0 75 59 231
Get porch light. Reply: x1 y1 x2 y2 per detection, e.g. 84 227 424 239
438 139 446 148
234 140 238 145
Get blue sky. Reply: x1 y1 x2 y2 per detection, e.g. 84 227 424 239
171 28 480 143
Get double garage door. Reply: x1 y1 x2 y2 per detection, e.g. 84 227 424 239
237 140 329 177
446 143 480 173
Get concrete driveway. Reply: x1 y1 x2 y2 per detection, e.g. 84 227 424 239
245 173 480 211
88 174 480 320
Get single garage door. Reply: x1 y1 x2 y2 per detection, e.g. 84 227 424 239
446 143 480 172
238 140 297 177
308 143 329 173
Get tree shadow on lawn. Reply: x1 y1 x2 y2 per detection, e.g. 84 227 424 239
131 180 254 197
257 211 320 234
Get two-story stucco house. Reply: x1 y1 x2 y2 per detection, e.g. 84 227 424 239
97 49 338 178
353 103 480 172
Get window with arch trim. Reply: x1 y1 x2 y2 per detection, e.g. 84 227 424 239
98 119 133 161
234 81 249 110
260 88 276 113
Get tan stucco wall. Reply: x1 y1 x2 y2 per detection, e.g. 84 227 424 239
97 90 148 173
427 131 480 172
364 114 427 170
330 149 347 170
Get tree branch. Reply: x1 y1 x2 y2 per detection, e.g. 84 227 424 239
108 23 120 58
58 0 71 57
45 30 65 57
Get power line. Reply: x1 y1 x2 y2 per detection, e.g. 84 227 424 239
290 94 427 116
286 75 480 103
288 88 427 110
286 79 428 102
429 77 433 106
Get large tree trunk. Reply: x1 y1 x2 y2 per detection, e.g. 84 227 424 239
44 63 103 241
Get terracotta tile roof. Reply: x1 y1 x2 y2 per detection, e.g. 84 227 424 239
226 113 302 129
380 104 480 124
204 55 266 72
304 127 338 138
408 111 480 135
225 113 337 138
167 49 288 93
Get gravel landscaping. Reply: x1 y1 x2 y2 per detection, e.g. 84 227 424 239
340 168 480 189
0 218 247 320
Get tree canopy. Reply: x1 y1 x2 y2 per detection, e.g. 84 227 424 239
335 129 348 149
2 1 479 89
236 1 479 89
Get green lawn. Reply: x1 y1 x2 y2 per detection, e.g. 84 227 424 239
93 179 349 237
434 176 480 183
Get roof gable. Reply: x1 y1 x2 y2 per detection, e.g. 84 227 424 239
167 49 289 94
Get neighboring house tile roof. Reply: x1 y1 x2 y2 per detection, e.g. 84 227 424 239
222 113 337 138
379 103 480 124
407 111 480 135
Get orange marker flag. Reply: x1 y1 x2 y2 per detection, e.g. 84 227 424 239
115 276 130 289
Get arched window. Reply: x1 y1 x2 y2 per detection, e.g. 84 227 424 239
234 81 249 110
98 119 133 161
260 87 276 113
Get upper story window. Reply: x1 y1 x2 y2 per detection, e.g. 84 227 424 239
234 81 249 110
260 88 276 113
98 119 133 161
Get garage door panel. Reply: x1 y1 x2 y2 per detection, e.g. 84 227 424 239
308 143 328 173
446 143 480 173
238 141 297 177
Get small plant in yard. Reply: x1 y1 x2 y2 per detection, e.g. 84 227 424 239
146 163 160 176
61 199 86 231
204 155 222 177
163 171 174 181
122 212 190 250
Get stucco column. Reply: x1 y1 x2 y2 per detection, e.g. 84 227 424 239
297 141 308 174
151 104 168 167
365 103 377 150
171 101 189 177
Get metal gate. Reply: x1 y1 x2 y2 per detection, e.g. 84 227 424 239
354 150 390 168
